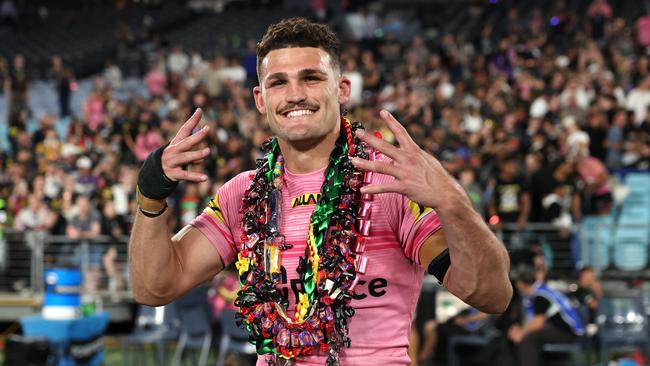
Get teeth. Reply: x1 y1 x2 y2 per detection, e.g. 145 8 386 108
285 109 314 118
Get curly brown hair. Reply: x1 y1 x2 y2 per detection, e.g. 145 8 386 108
256 17 341 80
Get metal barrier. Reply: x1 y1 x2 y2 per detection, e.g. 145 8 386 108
497 222 578 279
0 230 130 297
1 220 648 296
498 220 650 279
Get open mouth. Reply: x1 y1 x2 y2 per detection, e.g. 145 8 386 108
282 109 317 118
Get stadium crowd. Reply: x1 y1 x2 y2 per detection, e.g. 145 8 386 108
0 0 649 287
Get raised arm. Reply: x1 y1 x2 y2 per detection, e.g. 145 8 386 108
351 110 512 313
129 108 223 306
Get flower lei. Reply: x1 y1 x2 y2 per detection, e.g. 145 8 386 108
234 116 374 365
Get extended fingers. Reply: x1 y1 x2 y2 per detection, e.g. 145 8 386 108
166 147 210 167
172 108 203 142
175 125 210 151
351 157 401 177
167 168 208 182
379 110 416 150
355 128 402 161
359 181 403 195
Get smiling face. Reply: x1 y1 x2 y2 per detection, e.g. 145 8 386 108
253 47 350 146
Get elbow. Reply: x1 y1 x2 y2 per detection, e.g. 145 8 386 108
475 282 513 313
462 279 512 314
130 269 176 306
132 284 174 307
449 250 513 314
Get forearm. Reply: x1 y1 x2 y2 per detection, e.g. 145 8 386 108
129 209 179 305
439 195 512 313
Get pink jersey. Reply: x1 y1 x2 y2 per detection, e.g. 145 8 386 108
193 154 441 365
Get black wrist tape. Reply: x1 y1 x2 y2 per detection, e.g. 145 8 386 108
137 143 178 200
427 249 450 283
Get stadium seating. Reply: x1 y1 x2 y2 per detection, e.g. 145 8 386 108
580 215 615 270
596 296 650 366
612 227 650 271
215 308 256 366
171 286 213 366
122 303 179 366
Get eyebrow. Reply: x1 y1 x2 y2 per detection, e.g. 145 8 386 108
265 68 328 82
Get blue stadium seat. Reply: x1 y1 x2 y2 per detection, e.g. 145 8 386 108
580 216 614 270
596 296 650 366
122 303 179 366
624 172 650 192
215 309 256 366
613 227 650 271
171 286 213 366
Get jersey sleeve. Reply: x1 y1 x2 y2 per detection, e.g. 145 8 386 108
191 171 253 266
374 154 442 264
533 295 551 315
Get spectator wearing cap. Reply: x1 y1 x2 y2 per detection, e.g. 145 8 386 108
74 156 98 197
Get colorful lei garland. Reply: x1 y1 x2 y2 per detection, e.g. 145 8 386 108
234 116 374 365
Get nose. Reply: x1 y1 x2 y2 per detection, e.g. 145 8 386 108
285 80 307 104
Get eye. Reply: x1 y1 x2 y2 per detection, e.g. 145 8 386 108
304 75 323 82
268 79 286 87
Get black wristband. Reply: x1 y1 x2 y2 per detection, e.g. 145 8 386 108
137 143 178 200
427 249 450 283
139 202 168 218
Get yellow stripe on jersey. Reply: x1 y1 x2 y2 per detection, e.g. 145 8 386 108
204 193 225 222
408 200 433 223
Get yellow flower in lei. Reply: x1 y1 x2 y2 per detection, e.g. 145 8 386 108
235 253 251 276
308 223 320 284
294 292 310 322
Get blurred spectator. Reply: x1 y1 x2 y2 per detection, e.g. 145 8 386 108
571 266 602 324
507 264 584 366
458 167 483 214
574 148 613 216
13 194 56 232
342 57 363 108
488 155 530 229
344 5 378 41
7 54 29 153
66 195 102 292
82 78 107 132
101 200 127 291
145 57 166 98
626 75 650 125
167 45 189 75
102 60 122 90
48 55 75 118
66 195 100 240
129 111 164 162
74 156 98 196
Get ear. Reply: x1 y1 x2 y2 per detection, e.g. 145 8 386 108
253 86 266 115
338 74 351 105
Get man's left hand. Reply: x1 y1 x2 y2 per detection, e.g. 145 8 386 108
351 110 466 210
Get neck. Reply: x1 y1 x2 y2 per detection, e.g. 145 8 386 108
278 124 341 174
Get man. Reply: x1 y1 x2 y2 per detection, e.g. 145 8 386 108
572 266 602 324
508 264 584 366
129 18 511 365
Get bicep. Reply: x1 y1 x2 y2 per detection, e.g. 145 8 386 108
418 229 448 270
171 225 225 296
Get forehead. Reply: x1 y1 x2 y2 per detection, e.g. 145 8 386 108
260 47 333 79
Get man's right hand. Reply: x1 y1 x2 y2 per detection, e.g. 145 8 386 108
161 108 211 183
